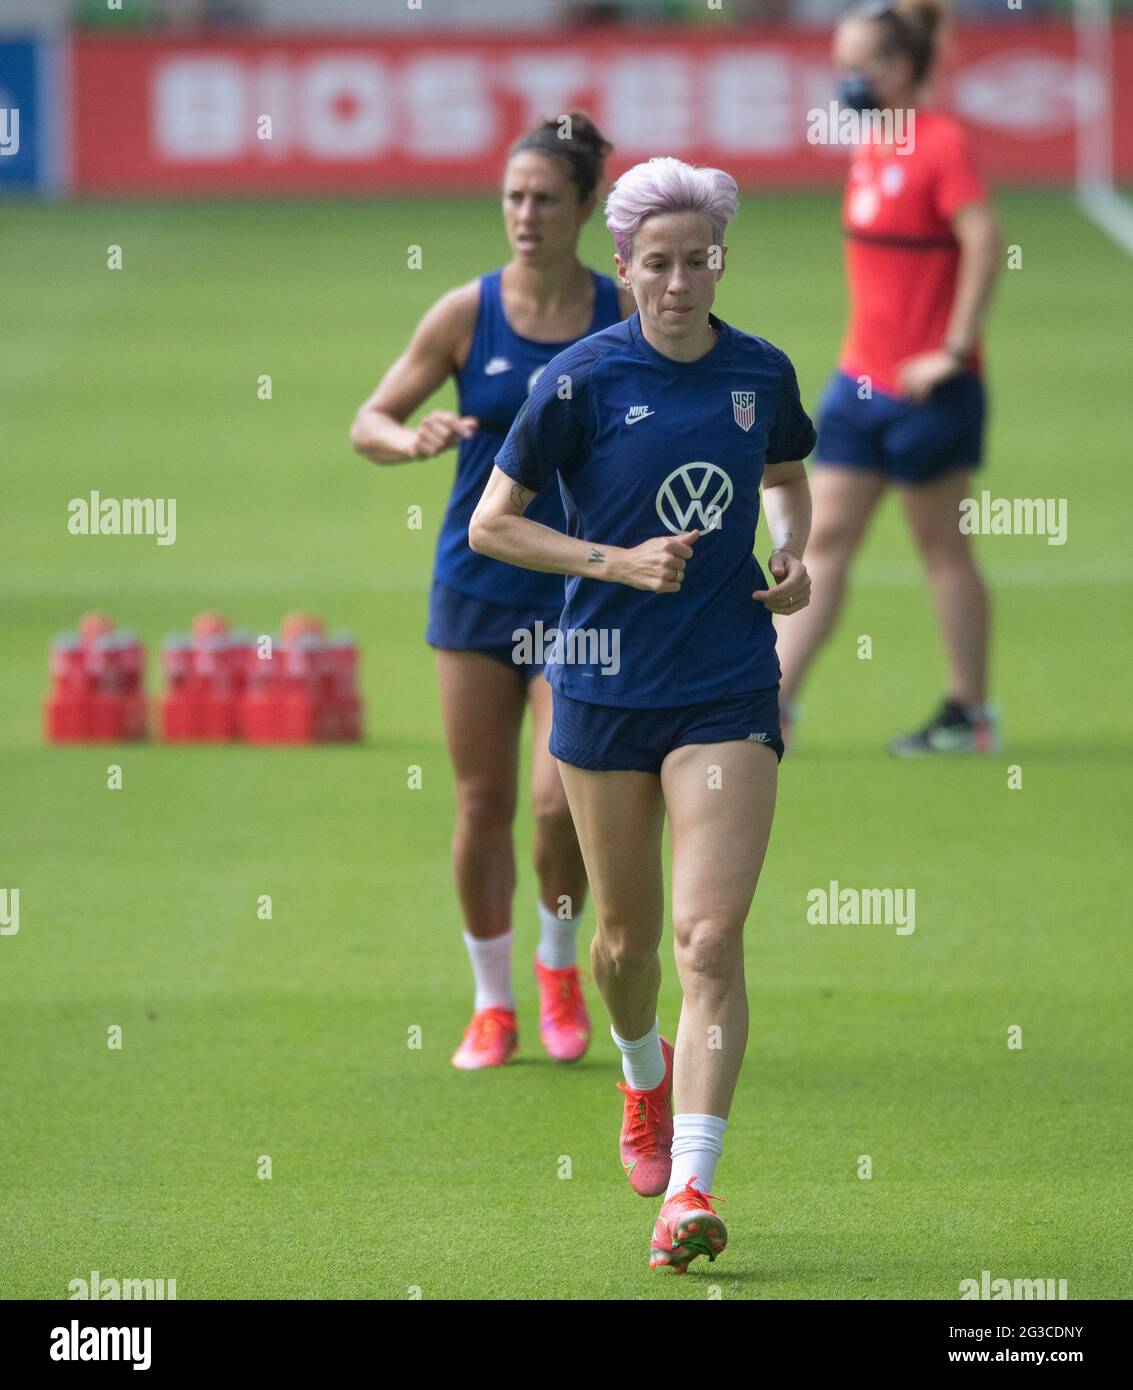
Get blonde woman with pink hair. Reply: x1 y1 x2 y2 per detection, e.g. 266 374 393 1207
471 156 815 1272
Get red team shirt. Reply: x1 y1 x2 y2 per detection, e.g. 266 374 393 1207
840 110 988 396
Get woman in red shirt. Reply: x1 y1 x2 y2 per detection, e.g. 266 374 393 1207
777 0 1003 754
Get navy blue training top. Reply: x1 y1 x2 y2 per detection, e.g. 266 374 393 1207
494 311 816 707
433 267 622 610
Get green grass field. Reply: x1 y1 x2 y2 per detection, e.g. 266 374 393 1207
2 193 1132 1300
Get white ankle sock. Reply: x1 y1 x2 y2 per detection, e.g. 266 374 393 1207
535 900 580 970
463 930 514 1012
666 1114 727 1199
611 1019 665 1092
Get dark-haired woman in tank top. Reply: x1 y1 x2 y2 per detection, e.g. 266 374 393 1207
351 113 632 1070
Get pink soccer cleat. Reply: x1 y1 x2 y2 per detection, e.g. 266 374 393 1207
617 1036 674 1196
534 959 591 1062
451 1006 518 1070
649 1178 728 1274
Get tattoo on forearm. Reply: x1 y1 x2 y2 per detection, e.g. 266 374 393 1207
509 483 527 514
587 547 606 565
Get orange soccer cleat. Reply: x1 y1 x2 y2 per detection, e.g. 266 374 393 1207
649 1178 728 1273
451 1006 518 1070
617 1036 674 1196
534 959 591 1062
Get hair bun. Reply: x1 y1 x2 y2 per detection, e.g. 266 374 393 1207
508 110 614 202
894 0 949 41
562 110 614 162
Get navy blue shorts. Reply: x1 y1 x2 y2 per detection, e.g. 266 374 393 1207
426 578 555 682
815 369 986 484
550 686 784 774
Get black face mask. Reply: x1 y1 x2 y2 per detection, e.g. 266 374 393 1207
836 74 882 112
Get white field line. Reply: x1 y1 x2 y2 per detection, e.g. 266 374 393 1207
1078 184 1133 258
1073 0 1133 256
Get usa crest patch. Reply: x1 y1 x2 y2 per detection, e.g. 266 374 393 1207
732 391 756 432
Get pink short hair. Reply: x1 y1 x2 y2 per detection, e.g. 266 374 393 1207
604 156 739 263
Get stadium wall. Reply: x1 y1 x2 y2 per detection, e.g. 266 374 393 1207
4 23 1132 196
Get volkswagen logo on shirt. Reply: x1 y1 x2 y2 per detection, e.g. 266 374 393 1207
655 462 734 535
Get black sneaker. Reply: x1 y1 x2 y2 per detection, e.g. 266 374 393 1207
889 699 999 757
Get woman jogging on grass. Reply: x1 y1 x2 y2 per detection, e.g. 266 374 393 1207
351 113 633 1069
470 156 815 1272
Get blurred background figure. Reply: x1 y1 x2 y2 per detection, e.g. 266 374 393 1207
349 113 631 1073
776 0 1004 756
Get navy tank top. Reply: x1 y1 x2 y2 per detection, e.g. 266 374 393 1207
433 267 622 610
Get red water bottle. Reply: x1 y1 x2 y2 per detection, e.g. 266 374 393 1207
45 634 89 740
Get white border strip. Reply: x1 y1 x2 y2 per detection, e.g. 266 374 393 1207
37 28 70 198
1074 0 1133 254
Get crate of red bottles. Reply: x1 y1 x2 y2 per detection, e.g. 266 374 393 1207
44 611 363 745
44 613 148 743
236 613 362 745
159 612 252 743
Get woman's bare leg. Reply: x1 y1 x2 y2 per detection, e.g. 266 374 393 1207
554 762 666 1041
660 740 779 1118
775 466 887 703
900 469 990 707
435 649 527 940
526 675 587 919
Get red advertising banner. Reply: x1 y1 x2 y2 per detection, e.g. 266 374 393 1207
70 24 1133 194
